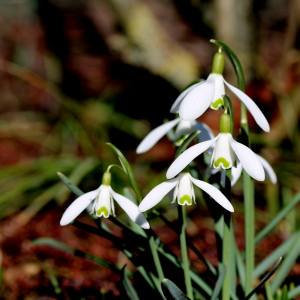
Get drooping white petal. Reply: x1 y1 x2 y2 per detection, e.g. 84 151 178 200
211 74 225 109
256 155 277 184
179 76 215 121
170 82 204 113
110 188 150 229
191 121 215 142
175 120 194 138
139 178 179 212
211 133 236 169
136 118 181 154
231 162 243 186
224 80 270 132
166 136 219 179
228 136 265 181
189 175 234 212
60 188 100 226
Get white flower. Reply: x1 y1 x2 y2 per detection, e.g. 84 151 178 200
166 133 265 182
170 75 270 133
60 172 150 229
139 172 234 212
231 154 277 186
136 118 214 154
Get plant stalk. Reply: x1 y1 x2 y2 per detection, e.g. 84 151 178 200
178 205 194 299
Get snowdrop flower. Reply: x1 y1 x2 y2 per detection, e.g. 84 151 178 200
167 114 265 182
136 117 214 154
60 171 149 229
139 172 234 212
170 51 270 132
231 155 277 186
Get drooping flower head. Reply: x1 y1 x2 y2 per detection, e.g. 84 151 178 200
167 114 265 182
139 172 234 213
170 50 270 132
60 171 149 229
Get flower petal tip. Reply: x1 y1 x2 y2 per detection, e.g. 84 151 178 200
141 222 150 229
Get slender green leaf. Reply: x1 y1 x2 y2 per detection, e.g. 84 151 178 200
57 172 84 196
255 191 300 245
271 232 300 293
175 130 201 159
121 265 140 300
281 285 288 300
153 210 217 276
265 282 274 300
288 285 300 299
245 257 282 300
161 278 191 300
254 233 297 279
106 143 142 201
210 265 226 300
31 238 122 273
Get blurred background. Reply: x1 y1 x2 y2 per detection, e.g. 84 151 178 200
0 0 299 299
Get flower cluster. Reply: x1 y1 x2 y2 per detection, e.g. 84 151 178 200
60 48 276 230
137 49 276 216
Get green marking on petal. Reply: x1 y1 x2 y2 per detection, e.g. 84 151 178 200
211 98 224 109
213 157 231 169
178 195 192 205
97 207 109 218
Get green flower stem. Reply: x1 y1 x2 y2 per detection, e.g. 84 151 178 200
243 171 254 294
222 169 232 300
210 40 255 295
178 205 194 300
149 235 165 281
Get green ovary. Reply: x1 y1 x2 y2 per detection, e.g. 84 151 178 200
211 98 224 109
179 195 192 205
97 207 109 218
213 157 231 169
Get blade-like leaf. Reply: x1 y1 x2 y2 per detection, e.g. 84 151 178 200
121 265 140 300
271 232 300 293
210 265 226 300
106 143 142 201
32 238 122 273
245 257 282 300
57 172 84 197
161 278 191 300
255 191 300 245
254 233 297 279
175 130 201 159
288 285 300 299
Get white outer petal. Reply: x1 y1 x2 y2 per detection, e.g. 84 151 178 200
170 82 204 113
110 188 150 229
256 155 277 184
189 175 234 212
191 121 215 142
179 76 215 121
139 178 179 212
60 188 100 226
166 136 219 179
231 162 243 186
136 119 181 154
228 136 265 181
224 80 270 132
